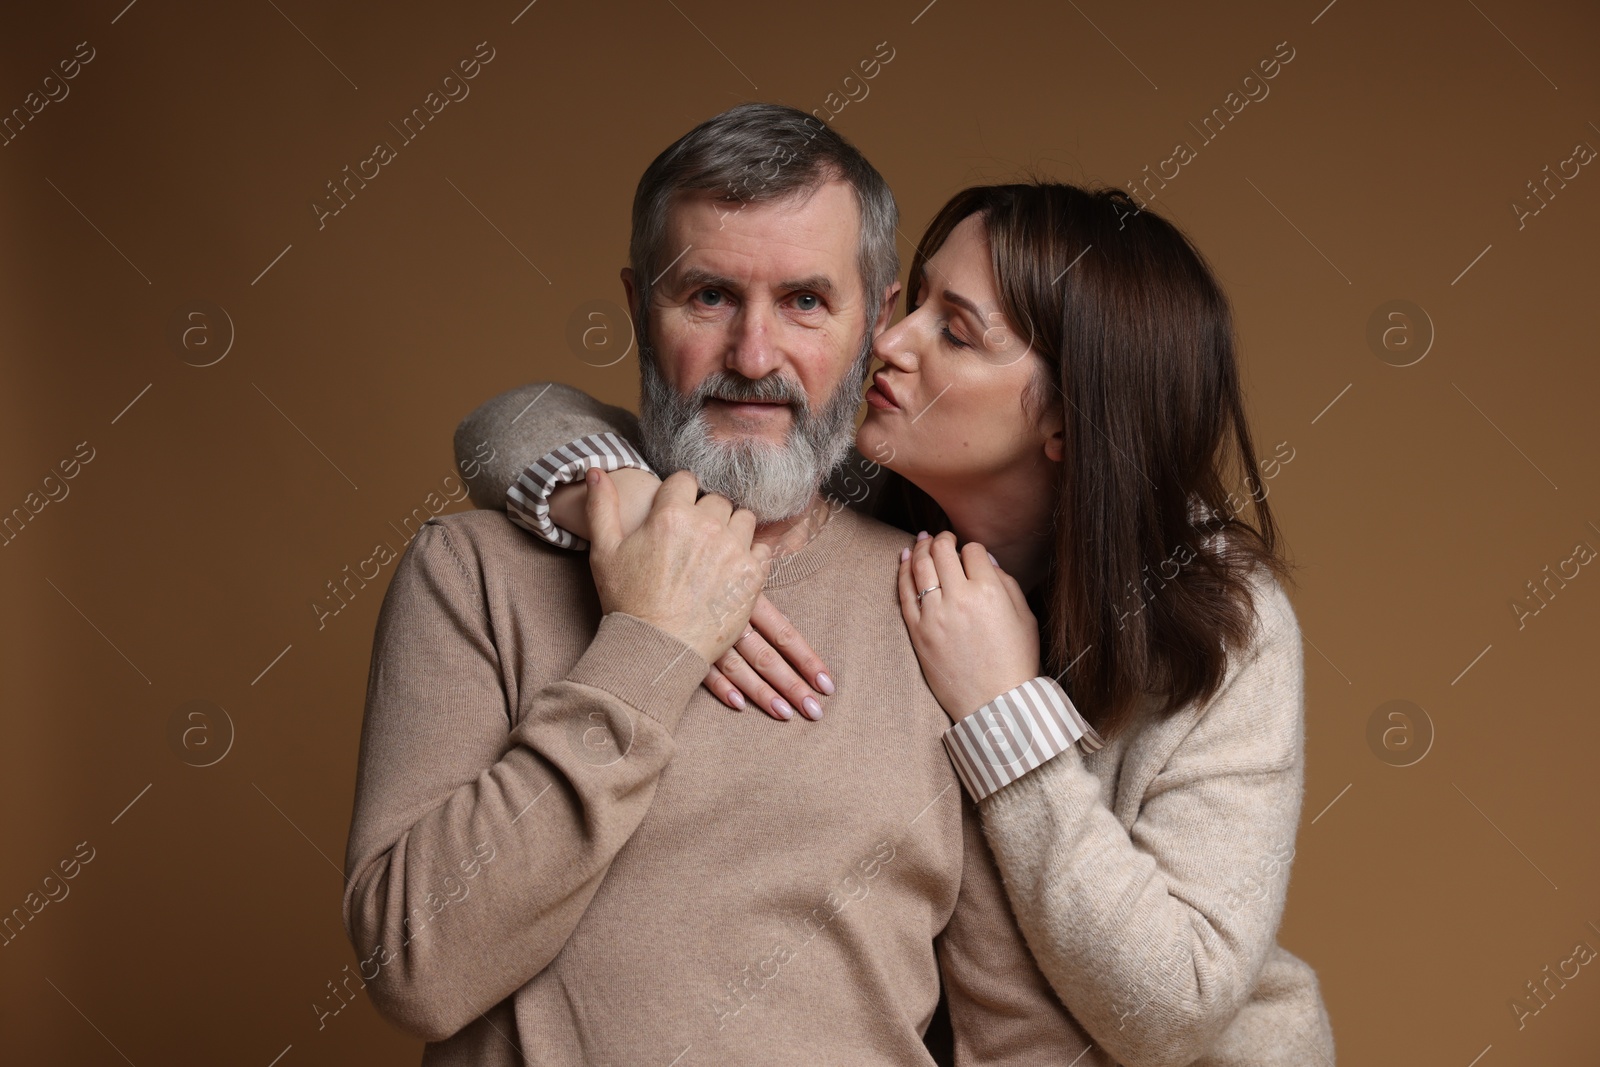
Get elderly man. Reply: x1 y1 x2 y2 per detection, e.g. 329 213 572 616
342 103 1102 1065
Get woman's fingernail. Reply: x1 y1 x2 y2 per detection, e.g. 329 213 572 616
900 546 910 562
987 551 999 566
802 696 823 720
916 530 930 542
771 698 795 721
727 690 745 710
815 672 835 695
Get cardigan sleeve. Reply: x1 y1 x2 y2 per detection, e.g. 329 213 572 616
506 432 654 550
340 519 709 1042
943 676 1103 800
452 380 652 549
453 380 645 517
976 572 1308 1067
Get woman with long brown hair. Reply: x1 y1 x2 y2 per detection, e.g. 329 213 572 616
470 180 1335 1064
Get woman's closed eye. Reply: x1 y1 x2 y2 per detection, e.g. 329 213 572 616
941 323 971 349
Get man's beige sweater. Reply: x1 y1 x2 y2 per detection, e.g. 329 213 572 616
442 381 1338 1067
342 502 1106 1065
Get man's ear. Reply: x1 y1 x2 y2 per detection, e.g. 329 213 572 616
620 266 636 311
873 280 902 335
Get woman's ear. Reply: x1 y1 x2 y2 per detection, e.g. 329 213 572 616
1034 393 1066 463
1044 426 1066 463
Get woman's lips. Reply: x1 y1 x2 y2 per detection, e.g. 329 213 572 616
866 375 900 411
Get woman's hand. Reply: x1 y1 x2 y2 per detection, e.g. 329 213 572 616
703 593 833 721
549 468 661 542
898 530 1041 722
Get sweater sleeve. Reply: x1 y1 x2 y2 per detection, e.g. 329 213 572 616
976 574 1308 1067
936 788 1104 1066
340 520 708 1043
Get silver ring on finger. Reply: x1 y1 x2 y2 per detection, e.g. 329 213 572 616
916 583 941 604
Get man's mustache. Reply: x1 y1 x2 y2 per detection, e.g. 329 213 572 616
693 373 809 411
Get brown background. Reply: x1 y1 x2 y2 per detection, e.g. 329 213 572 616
2 0 1596 1063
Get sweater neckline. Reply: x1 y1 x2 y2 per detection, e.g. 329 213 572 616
762 500 859 590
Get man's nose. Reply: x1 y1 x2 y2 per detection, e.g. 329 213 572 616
724 302 781 379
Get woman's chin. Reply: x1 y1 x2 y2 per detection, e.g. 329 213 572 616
854 417 898 467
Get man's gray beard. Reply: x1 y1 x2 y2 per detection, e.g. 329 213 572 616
637 336 869 523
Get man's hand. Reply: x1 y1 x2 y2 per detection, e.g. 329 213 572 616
586 468 772 664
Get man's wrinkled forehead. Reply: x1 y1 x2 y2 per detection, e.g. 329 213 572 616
657 181 863 297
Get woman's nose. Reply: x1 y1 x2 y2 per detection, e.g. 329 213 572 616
871 316 918 371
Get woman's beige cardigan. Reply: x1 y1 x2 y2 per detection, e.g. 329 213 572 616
978 562 1337 1065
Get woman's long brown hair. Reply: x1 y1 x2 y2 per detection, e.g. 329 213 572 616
875 182 1295 743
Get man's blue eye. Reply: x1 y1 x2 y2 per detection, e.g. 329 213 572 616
795 293 821 311
698 289 724 306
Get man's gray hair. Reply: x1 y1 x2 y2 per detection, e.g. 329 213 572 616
627 102 899 343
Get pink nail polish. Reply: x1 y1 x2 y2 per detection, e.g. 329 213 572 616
728 690 745 710
802 697 823 720
815 672 835 695
916 530 930 541
771 698 795 721
900 547 910 562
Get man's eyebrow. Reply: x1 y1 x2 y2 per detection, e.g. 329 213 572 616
779 275 834 296
673 266 740 292
670 268 837 298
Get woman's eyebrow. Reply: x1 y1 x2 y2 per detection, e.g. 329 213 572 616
942 289 983 319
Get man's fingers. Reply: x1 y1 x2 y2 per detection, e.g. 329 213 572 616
728 505 758 545
696 490 734 523
750 540 774 568
583 467 624 554
750 593 833 697
653 469 700 510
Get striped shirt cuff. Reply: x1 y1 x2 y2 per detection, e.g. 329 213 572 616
942 676 1104 802
505 432 654 550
